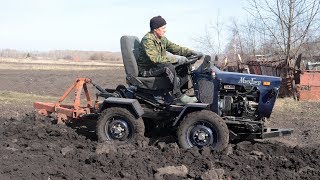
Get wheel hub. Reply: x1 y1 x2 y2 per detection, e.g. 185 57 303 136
108 119 129 140
197 132 207 141
189 125 215 147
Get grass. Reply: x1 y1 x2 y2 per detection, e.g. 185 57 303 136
1 91 319 118
0 64 123 71
0 58 123 71
0 91 95 108
274 97 320 118
0 91 58 105
274 98 301 112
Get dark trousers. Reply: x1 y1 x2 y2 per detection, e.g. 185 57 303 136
142 63 182 97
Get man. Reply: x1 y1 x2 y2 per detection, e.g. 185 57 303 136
138 15 203 105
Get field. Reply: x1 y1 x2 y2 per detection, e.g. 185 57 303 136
0 58 320 179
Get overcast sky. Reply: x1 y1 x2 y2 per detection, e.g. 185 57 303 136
0 0 247 52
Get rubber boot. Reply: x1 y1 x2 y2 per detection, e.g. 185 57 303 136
175 94 197 105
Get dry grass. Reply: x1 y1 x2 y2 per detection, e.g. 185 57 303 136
0 91 58 105
0 64 123 70
0 91 99 107
274 97 320 118
0 58 123 70
274 98 301 112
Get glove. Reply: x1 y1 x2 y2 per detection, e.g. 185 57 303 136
191 50 204 57
176 56 188 65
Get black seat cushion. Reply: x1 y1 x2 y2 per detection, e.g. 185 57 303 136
120 35 171 90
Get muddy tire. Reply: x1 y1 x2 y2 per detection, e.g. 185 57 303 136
177 110 229 151
97 107 145 144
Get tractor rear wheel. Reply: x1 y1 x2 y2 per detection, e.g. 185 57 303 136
97 107 145 144
177 110 229 151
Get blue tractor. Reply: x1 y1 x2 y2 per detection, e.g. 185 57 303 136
95 36 292 151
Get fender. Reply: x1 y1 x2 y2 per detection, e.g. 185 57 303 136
99 97 144 118
172 103 209 126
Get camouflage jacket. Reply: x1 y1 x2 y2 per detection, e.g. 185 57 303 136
137 32 192 73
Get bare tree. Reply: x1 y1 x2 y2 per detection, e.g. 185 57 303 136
194 11 224 56
214 12 224 55
241 18 260 57
227 19 245 57
246 0 320 67
194 27 217 55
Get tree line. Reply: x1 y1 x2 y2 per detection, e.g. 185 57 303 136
196 0 320 65
0 49 121 61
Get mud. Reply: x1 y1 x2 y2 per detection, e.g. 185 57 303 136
1 114 319 179
0 69 320 179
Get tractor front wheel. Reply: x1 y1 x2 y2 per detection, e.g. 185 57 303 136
97 107 145 144
177 110 229 151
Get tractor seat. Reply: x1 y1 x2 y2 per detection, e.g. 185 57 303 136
120 36 171 90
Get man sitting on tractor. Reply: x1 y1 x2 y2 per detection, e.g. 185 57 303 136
138 15 203 105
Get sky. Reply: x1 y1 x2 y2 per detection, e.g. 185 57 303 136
0 0 247 52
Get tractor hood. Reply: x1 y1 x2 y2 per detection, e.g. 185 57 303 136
210 66 282 118
211 66 282 89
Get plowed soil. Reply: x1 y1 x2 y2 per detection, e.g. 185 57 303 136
1 68 320 179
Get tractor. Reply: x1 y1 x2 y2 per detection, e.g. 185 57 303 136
34 36 293 151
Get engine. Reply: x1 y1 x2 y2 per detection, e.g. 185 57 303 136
218 83 260 119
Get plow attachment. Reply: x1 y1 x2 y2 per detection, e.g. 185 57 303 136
34 78 98 124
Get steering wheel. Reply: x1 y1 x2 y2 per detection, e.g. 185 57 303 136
185 54 203 65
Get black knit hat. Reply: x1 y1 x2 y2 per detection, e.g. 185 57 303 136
150 16 167 31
